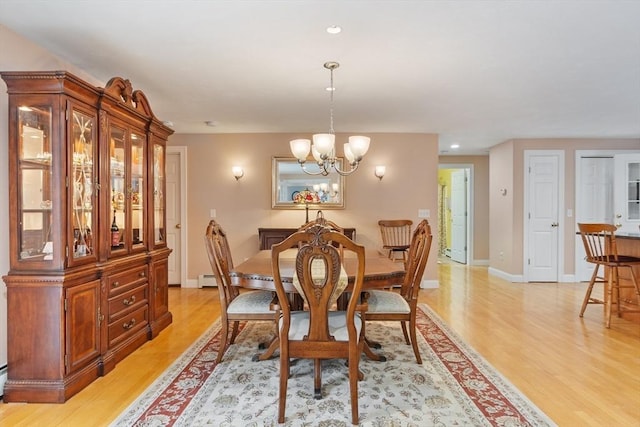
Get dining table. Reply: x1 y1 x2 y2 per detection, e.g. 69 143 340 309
229 248 407 361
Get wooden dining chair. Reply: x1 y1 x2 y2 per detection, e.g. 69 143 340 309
378 219 413 266
271 224 367 425
365 220 432 364
577 223 640 328
204 220 276 364
299 210 344 233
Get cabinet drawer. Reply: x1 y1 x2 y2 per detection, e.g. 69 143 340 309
108 305 148 348
108 284 148 322
108 265 148 296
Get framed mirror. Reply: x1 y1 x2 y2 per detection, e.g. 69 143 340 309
272 157 345 209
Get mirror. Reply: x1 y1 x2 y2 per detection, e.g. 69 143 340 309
272 157 345 209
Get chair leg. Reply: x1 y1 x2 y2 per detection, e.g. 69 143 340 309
278 347 289 423
400 321 410 345
409 315 422 365
216 321 229 364
314 359 322 399
628 267 640 303
580 265 600 317
348 354 359 425
605 266 613 328
229 320 240 344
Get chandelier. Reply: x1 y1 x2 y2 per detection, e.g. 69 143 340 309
289 61 370 176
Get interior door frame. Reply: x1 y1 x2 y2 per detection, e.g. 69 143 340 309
523 150 564 282
167 146 188 288
437 163 473 265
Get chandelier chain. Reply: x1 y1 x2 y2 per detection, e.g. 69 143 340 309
329 66 335 134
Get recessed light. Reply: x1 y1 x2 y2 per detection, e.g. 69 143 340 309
450 144 460 149
326 25 342 34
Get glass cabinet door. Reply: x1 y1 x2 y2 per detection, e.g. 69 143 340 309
614 153 640 232
130 131 145 248
18 104 53 261
153 143 165 245
109 126 126 252
70 108 97 262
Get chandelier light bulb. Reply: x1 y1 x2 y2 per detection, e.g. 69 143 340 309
348 136 370 160
290 139 311 161
343 143 355 164
312 133 335 156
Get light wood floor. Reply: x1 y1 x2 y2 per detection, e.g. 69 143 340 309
1 262 639 426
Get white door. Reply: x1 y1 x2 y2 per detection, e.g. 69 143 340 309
166 151 181 285
575 156 613 281
527 154 561 282
450 169 467 264
613 153 640 233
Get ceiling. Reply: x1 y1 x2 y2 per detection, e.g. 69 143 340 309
1 0 639 155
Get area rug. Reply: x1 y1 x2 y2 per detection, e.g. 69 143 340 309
111 304 555 426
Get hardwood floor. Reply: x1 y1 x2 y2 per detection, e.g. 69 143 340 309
1 262 639 426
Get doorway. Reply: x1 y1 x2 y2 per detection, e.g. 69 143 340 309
166 147 187 286
437 165 472 264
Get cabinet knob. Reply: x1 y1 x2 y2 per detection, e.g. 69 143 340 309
112 281 120 287
123 318 136 330
123 295 136 306
139 271 146 277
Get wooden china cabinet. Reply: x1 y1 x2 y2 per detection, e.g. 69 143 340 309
1 71 173 403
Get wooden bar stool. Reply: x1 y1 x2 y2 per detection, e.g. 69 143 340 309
577 223 640 328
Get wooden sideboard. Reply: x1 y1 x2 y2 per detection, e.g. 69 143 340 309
258 227 356 250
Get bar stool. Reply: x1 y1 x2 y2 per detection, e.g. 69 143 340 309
577 223 640 328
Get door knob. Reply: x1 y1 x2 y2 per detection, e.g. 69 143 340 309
551 222 559 227
615 223 622 228
616 214 622 219
175 223 181 229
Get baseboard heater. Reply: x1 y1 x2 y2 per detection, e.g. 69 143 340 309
0 364 7 399
197 274 218 287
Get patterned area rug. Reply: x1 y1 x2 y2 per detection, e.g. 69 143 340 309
111 304 555 426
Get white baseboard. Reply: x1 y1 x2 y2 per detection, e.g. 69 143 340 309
183 278 200 288
488 267 525 283
420 279 439 289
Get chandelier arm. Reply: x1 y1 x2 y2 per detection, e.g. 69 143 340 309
298 162 325 176
333 161 360 176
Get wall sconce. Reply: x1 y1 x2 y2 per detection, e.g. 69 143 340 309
232 166 244 181
374 165 386 181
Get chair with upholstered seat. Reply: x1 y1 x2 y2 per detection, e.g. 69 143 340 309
365 220 432 363
378 219 413 266
204 220 276 363
271 224 367 425
577 223 640 328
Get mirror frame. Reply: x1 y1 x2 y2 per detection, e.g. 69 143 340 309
272 157 345 209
